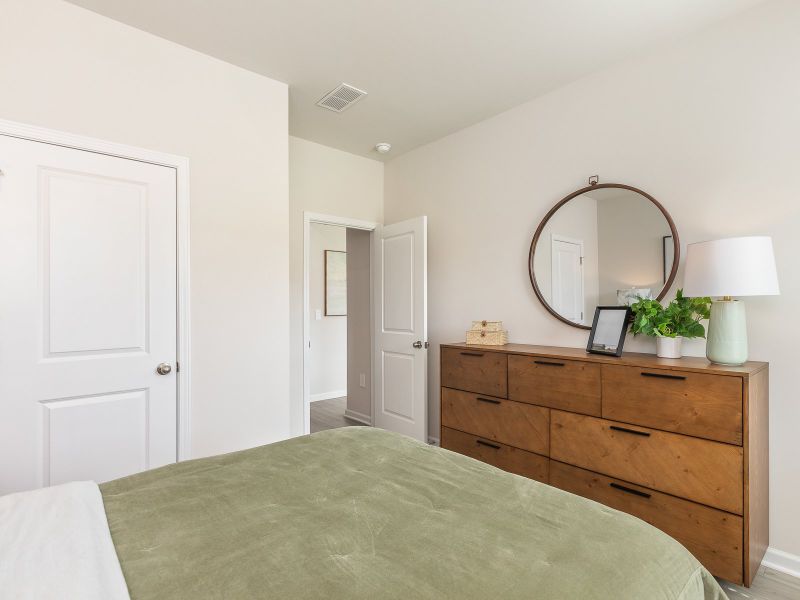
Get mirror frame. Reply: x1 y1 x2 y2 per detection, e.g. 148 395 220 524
528 182 681 330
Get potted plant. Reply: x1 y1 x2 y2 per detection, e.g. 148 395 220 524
629 289 711 358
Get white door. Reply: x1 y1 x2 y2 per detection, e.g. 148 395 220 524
551 235 584 324
373 217 427 442
0 134 178 495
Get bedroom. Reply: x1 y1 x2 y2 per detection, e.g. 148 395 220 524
0 0 798 598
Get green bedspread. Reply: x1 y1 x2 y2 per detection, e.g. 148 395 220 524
101 427 727 599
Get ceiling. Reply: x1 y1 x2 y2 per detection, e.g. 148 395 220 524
68 0 763 160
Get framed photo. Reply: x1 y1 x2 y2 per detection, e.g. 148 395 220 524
663 235 674 283
586 306 631 357
324 250 347 316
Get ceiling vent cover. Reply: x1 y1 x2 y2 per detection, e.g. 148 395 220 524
316 83 367 112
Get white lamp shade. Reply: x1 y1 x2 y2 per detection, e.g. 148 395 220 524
683 236 779 297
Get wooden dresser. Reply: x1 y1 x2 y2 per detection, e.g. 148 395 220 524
439 342 768 586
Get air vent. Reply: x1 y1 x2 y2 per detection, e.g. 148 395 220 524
316 83 367 113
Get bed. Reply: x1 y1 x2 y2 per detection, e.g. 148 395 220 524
1 427 728 599
94 427 727 599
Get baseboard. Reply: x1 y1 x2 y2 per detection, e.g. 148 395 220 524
343 409 372 426
428 436 440 446
309 390 347 402
762 547 800 579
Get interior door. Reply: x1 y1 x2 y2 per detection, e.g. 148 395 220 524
374 216 427 441
0 134 178 494
551 236 584 324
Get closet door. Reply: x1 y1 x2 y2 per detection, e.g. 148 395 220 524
0 134 178 494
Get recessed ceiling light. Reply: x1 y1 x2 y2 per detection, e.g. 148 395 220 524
375 142 392 154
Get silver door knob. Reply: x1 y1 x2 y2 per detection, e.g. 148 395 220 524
412 341 423 349
156 362 172 375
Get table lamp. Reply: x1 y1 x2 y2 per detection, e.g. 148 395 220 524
683 236 779 365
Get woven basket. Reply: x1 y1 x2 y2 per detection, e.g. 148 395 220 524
470 320 504 332
466 329 508 346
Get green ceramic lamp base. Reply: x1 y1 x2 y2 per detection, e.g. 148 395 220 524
706 299 748 366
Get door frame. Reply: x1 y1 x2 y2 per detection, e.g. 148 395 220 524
550 233 585 324
0 118 192 461
302 211 377 435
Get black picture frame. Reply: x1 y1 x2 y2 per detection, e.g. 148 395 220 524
662 235 674 283
586 306 631 357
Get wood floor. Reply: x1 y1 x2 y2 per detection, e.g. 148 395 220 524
308 398 800 598
310 396 362 433
719 567 800 600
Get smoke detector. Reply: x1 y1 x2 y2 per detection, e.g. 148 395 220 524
316 83 367 113
375 142 392 154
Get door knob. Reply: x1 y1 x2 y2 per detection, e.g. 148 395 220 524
412 341 423 349
156 362 173 375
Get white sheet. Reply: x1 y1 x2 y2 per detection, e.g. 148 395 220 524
0 481 130 600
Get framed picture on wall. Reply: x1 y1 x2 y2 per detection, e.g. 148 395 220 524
663 235 674 283
324 250 347 316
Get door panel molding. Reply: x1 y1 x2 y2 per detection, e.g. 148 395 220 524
0 118 191 462
41 388 150 487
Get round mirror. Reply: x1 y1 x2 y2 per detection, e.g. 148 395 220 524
529 183 680 330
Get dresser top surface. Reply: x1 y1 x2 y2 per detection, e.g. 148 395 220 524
441 342 767 376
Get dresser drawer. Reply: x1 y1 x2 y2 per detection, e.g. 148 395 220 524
550 410 743 514
441 387 548 455
442 427 549 483
602 365 743 445
508 355 601 416
550 461 743 583
441 347 507 397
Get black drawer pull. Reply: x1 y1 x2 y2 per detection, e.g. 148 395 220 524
610 425 651 437
476 397 501 405
641 372 686 381
610 482 652 499
476 439 501 450
460 351 485 357
534 360 565 367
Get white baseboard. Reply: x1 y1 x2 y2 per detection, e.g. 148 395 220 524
309 390 347 402
344 409 372 426
428 436 440 446
762 546 800 579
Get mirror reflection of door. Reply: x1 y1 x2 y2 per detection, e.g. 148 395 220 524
551 235 585 324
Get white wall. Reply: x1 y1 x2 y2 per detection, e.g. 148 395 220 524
289 137 383 434
309 224 347 398
384 0 800 559
346 228 373 421
0 0 290 458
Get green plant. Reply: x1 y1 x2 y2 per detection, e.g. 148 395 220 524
630 289 711 339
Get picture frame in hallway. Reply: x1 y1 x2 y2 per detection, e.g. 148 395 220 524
324 250 347 316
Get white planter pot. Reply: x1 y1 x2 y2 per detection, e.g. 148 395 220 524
656 336 683 359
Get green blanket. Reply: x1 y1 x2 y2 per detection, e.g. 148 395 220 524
101 427 727 599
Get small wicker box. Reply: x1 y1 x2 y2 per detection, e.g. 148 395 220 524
465 321 508 345
470 320 504 332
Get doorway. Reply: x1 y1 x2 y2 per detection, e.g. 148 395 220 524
303 213 376 435
302 212 429 442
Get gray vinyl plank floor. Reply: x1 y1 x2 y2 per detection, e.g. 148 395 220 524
309 400 799 599
310 396 361 433
719 567 800 600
